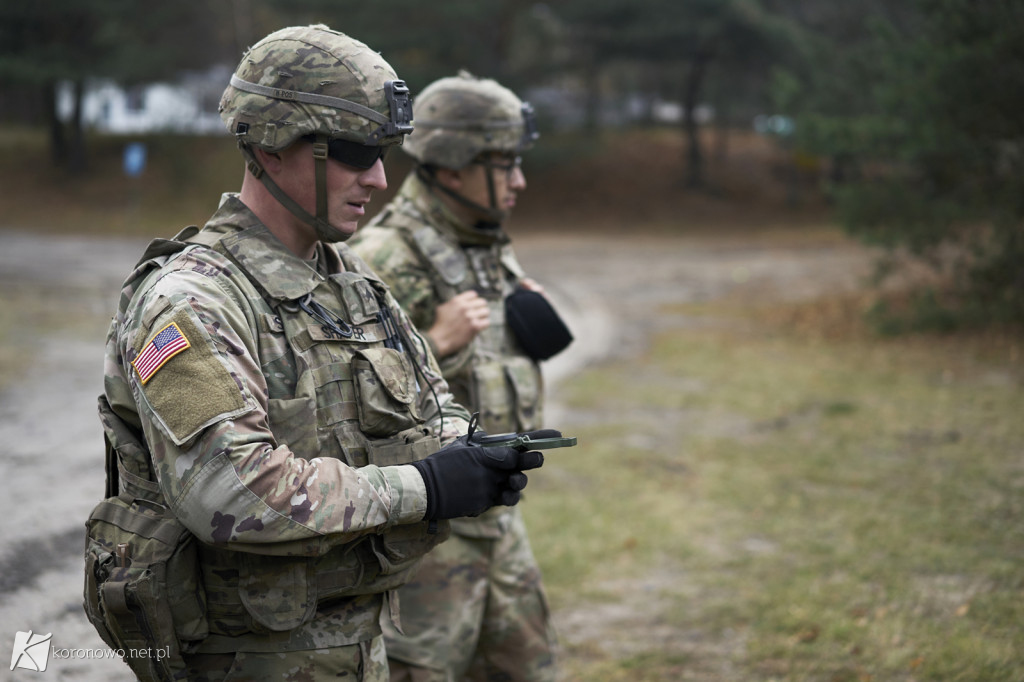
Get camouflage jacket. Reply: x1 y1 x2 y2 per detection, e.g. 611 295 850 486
102 193 470 652
351 174 543 538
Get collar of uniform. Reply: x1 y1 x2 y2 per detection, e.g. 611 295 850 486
205 194 326 303
405 173 510 248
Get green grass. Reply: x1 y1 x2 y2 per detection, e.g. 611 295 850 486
524 300 1024 681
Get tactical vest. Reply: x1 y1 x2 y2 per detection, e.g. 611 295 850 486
364 193 545 539
375 201 544 438
108 225 449 653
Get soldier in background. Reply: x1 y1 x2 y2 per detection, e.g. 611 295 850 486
94 29 549 681
352 72 572 682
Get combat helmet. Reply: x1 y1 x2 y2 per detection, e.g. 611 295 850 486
405 71 538 223
219 24 413 242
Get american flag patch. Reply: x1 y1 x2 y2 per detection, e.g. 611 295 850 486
133 322 191 384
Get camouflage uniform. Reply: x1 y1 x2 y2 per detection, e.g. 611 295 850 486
351 166 556 679
97 36 548 679
103 193 472 679
97 26 476 680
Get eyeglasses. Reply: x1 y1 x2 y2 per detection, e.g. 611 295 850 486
474 154 522 181
304 135 390 169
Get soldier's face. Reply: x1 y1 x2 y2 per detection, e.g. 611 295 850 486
461 152 526 218
278 140 389 239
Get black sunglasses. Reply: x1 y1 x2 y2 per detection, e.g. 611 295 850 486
304 135 390 169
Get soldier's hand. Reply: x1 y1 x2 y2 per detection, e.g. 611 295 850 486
428 291 491 357
410 442 544 521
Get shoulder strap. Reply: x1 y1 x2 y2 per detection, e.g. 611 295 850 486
103 413 120 500
98 395 160 500
409 226 469 289
374 198 471 291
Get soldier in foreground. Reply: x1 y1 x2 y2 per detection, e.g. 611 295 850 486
352 72 573 682
86 27 550 681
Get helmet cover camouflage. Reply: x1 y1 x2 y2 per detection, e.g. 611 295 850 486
404 71 538 169
219 24 412 152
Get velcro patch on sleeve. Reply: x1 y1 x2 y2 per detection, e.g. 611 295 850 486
137 306 249 445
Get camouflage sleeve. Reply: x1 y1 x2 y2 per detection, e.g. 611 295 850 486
112 258 427 556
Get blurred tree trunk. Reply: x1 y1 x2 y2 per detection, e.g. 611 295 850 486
68 79 87 174
583 59 602 133
2 0 230 174
40 79 86 174
714 97 731 163
42 81 68 166
683 50 711 189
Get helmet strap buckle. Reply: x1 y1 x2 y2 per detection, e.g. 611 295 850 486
312 141 329 161
245 158 264 180
313 134 330 229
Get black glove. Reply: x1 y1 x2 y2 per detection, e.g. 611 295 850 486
410 441 545 521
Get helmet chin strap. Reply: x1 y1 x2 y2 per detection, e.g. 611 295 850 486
415 164 507 225
240 135 351 243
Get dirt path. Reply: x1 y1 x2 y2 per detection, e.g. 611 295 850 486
0 227 873 680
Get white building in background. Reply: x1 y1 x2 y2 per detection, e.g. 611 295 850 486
524 80 709 131
56 65 231 135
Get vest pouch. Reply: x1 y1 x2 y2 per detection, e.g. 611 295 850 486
471 360 515 434
370 519 451 584
504 356 543 433
362 429 450 580
330 273 382 325
363 426 439 467
352 348 422 436
237 553 317 632
198 541 376 640
83 495 207 682
83 550 127 660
